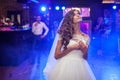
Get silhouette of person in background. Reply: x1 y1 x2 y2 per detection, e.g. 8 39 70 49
51 21 59 39
93 16 106 56
31 15 49 64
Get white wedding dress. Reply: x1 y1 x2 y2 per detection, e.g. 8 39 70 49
44 34 96 80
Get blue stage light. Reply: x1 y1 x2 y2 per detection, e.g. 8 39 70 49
41 6 46 11
113 5 117 10
62 6 65 10
55 6 60 10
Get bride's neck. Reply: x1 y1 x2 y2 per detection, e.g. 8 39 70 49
73 23 81 34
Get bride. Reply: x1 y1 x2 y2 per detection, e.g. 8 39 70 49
43 9 96 80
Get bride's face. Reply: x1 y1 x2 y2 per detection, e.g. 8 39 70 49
73 10 82 23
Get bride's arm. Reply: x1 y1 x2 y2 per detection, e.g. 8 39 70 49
79 42 88 60
79 36 90 60
54 40 80 59
54 40 72 59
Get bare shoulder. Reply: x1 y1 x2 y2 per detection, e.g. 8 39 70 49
82 33 89 38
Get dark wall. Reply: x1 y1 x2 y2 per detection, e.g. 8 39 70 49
17 0 29 3
90 3 104 24
0 30 33 66
50 0 102 6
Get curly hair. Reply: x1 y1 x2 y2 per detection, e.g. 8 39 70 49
58 9 78 49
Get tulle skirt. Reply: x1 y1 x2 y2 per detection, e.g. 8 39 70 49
46 51 96 80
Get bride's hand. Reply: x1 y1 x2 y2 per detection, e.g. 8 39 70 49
68 42 80 50
79 41 86 49
79 41 88 60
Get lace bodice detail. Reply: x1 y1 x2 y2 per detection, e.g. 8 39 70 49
67 34 89 47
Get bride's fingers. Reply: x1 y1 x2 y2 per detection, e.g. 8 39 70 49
79 41 82 46
79 41 84 48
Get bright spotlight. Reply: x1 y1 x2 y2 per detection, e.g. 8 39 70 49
62 6 65 10
41 6 46 11
55 6 60 10
112 5 117 10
